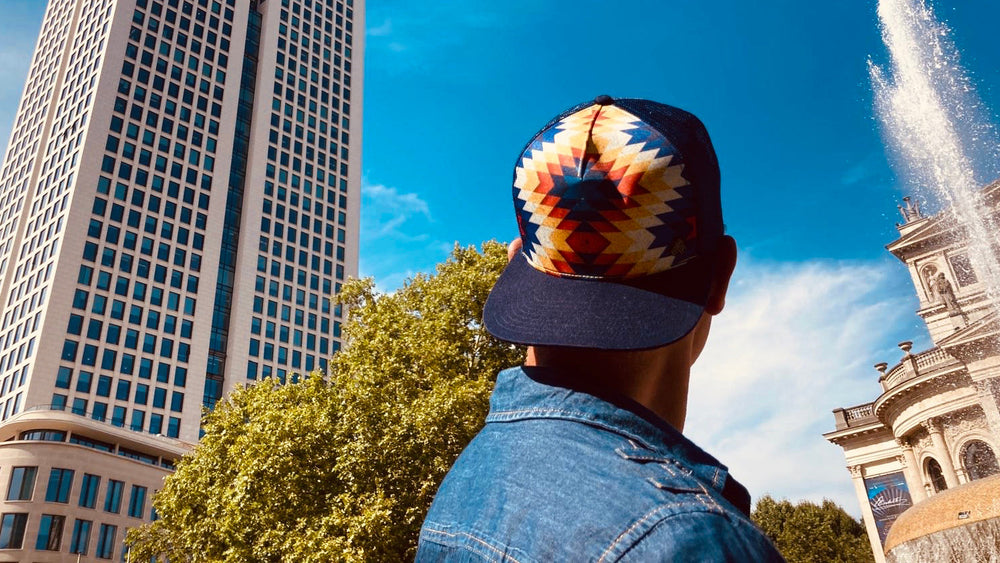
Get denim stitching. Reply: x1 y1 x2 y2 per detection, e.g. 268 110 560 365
595 502 690 563
422 525 528 563
488 407 602 419
487 409 658 450
614 446 669 463
697 488 723 513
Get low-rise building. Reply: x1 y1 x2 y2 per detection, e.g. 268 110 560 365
0 408 189 561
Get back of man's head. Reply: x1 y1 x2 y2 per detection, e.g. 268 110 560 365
483 95 734 354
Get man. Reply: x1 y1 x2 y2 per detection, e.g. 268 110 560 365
416 96 784 561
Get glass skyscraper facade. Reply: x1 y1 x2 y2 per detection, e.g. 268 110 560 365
0 0 361 558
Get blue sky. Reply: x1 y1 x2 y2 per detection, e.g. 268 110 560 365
2 0 1000 516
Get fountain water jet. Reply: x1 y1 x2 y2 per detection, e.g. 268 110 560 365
871 0 1000 313
871 0 1000 561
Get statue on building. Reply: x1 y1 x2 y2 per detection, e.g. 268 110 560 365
934 273 961 314
897 196 923 224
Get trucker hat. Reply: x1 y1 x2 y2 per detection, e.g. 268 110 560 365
482 95 724 350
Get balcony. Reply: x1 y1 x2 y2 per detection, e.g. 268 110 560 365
879 346 959 390
832 401 878 430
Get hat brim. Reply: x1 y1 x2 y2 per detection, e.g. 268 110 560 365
483 253 708 351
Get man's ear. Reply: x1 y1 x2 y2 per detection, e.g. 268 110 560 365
507 238 523 263
704 235 737 316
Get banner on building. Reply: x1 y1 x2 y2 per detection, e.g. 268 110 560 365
865 471 913 545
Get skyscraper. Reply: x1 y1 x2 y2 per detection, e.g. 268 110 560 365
0 0 362 558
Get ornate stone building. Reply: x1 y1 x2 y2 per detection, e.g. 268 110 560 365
825 187 1000 563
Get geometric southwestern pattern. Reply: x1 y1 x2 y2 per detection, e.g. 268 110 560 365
514 104 700 279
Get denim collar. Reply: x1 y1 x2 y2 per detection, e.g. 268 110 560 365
486 365 751 514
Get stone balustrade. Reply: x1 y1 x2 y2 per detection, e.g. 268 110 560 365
882 347 957 389
833 401 877 430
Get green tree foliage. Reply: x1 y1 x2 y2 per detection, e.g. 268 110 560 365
752 495 875 563
325 241 524 559
127 242 524 562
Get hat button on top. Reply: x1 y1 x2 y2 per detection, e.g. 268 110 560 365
594 94 614 106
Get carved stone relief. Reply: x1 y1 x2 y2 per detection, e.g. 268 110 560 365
941 407 987 446
912 429 933 461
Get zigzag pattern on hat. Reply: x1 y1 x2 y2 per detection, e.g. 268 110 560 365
514 105 698 279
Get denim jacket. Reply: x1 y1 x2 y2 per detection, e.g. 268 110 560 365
416 366 785 562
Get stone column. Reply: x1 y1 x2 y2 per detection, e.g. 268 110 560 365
922 418 958 488
849 465 887 563
955 466 968 485
963 359 1000 439
975 378 1000 441
894 438 925 502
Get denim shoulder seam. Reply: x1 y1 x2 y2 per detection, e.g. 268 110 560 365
612 507 775 562
421 522 535 563
596 497 726 563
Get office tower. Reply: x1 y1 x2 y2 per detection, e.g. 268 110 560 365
0 0 362 559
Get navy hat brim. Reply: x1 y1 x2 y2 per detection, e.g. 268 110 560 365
483 253 709 351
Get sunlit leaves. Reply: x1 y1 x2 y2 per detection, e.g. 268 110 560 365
752 496 875 563
127 242 523 561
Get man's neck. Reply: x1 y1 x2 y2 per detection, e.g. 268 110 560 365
524 344 692 432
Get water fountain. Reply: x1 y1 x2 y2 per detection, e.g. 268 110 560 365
871 0 1000 560
871 0 1000 309
883 475 1000 562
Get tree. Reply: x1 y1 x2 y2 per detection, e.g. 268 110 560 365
751 495 875 563
126 375 343 562
126 242 525 562
323 241 525 560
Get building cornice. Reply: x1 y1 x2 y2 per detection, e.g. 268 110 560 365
0 407 194 460
824 421 891 445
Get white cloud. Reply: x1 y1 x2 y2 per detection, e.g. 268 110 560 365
358 182 457 294
685 257 923 517
361 182 432 240
840 151 891 187
367 19 393 38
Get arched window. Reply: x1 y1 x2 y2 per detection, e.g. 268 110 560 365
925 457 947 492
962 440 1000 481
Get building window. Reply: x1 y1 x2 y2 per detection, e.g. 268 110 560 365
56 366 73 388
72 398 89 416
962 440 1000 481
949 254 978 287
70 519 92 555
128 485 147 518
6 466 37 501
150 413 163 434
45 468 75 503
52 394 68 410
167 416 181 438
93 402 109 422
105 479 124 513
79 473 101 508
19 430 65 442
0 513 27 549
112 406 127 427
131 410 145 431
96 523 117 559
925 457 947 493
97 375 113 396
35 514 65 551
117 379 132 401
